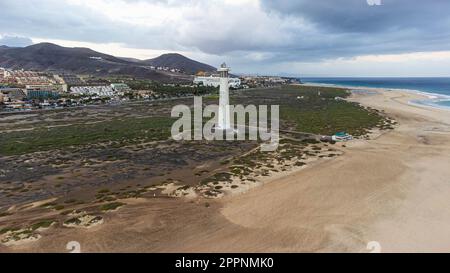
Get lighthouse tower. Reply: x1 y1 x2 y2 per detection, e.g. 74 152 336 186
217 63 231 130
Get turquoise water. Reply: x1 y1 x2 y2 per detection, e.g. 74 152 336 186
436 100 450 108
302 77 450 110
413 99 450 109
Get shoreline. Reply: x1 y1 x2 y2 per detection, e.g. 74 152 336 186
302 82 450 111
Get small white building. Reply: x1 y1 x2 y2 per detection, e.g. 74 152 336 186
194 76 241 88
332 132 354 142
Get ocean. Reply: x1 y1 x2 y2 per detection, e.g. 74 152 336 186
302 77 450 110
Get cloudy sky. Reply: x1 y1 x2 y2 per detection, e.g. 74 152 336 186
1 0 450 76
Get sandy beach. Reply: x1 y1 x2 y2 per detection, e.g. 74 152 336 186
2 87 450 253
219 88 450 252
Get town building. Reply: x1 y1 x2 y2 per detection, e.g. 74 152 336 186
0 68 5 83
0 88 26 102
24 84 61 100
0 69 16 84
26 84 62 93
2 70 55 85
54 73 85 86
26 90 60 100
2 101 30 110
136 90 156 99
239 75 297 88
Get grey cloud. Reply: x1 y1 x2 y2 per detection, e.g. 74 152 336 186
0 0 176 50
258 0 450 59
0 0 450 72
262 0 450 33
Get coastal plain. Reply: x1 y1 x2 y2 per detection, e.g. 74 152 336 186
1 86 449 252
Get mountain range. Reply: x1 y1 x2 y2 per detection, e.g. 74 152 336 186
0 43 217 82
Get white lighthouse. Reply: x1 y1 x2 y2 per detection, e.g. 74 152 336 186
217 62 231 130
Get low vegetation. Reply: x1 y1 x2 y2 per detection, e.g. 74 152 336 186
0 117 174 156
100 202 125 211
122 79 218 96
30 220 55 231
277 85 384 136
0 212 12 218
